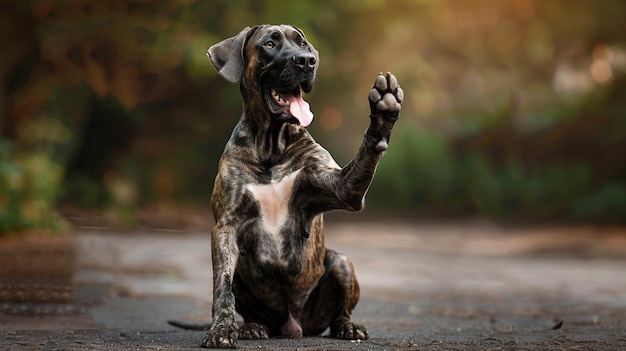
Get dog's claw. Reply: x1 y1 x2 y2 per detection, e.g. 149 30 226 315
202 322 238 349
334 322 369 340
239 322 269 340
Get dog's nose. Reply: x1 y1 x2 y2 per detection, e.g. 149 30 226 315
293 52 316 71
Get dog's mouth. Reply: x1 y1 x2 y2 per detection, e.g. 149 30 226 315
265 83 314 127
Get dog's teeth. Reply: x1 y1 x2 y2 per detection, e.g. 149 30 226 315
271 89 287 106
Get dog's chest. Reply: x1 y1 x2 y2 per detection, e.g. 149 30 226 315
246 169 301 243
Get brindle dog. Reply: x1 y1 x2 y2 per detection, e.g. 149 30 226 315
168 24 403 349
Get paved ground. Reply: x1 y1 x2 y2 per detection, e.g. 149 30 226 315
1 216 626 350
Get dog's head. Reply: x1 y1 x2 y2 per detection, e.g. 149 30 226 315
207 25 319 127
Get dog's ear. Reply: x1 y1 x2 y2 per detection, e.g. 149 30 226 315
207 27 252 84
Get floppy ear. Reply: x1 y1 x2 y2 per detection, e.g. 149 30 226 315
207 27 251 84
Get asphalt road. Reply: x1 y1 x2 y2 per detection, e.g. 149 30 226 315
1 218 625 350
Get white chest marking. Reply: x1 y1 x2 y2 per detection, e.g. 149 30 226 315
247 169 301 235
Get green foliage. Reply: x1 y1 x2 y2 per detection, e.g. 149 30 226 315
0 142 34 233
464 157 592 219
573 183 626 221
61 173 104 208
2 0 626 224
370 121 462 211
0 141 65 233
0 192 35 234
368 117 626 222
0 192 34 234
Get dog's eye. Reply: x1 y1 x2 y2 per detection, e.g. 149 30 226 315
300 41 307 48
264 41 275 49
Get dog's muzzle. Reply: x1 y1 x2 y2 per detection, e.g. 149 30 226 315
263 52 317 127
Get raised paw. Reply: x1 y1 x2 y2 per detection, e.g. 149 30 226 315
201 321 239 349
334 322 369 340
367 72 403 151
239 322 269 340
369 72 403 116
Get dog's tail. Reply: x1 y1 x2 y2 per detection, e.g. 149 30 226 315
167 320 213 331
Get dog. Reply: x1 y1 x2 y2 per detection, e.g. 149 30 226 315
168 24 403 349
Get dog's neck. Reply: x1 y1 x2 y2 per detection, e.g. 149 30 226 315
233 84 308 165
231 110 305 168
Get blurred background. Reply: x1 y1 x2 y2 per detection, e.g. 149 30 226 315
1 0 626 233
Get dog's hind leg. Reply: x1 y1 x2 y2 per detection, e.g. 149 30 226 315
232 273 282 339
301 249 368 340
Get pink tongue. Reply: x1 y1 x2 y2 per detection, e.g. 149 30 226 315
288 95 314 127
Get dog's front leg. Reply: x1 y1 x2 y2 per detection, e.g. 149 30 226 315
202 223 240 349
336 72 403 210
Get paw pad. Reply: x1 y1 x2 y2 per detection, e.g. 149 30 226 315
369 72 403 114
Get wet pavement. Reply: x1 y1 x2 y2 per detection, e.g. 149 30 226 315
1 218 626 350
